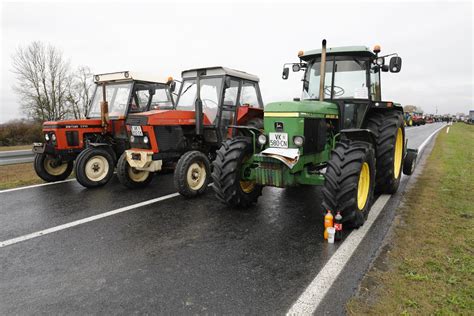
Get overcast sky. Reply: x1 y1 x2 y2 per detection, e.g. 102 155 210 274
1 0 472 122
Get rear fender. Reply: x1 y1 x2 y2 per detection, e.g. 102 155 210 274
339 129 377 148
88 142 117 163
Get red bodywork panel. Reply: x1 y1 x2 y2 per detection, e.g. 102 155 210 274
42 118 125 150
129 106 263 154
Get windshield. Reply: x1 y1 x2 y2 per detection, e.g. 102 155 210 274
130 83 173 112
88 83 132 118
303 57 369 100
176 77 223 123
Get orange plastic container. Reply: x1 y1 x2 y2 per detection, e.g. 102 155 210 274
324 210 334 240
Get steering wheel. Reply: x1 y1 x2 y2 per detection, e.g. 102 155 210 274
324 85 345 97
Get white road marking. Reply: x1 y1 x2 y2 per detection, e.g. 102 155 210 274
446 127 450 134
0 192 180 248
287 123 446 315
0 179 77 194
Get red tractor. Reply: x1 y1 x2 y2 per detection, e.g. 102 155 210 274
33 71 175 187
116 66 264 197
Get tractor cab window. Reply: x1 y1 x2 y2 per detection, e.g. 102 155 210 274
220 78 240 137
370 66 381 101
130 83 173 112
342 102 368 129
88 82 133 118
240 81 262 108
303 57 369 100
176 77 223 124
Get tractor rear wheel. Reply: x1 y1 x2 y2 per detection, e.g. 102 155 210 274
212 137 262 207
364 111 405 194
75 147 115 188
322 140 375 228
116 153 154 189
34 153 73 182
174 151 210 197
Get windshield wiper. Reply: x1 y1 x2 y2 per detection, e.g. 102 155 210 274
181 82 195 95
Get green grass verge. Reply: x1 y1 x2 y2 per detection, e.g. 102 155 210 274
0 144 33 151
347 123 474 315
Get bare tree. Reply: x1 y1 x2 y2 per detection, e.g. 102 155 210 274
66 66 94 119
12 42 72 121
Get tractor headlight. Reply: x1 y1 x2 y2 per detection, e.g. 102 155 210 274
258 134 267 145
293 136 304 147
130 135 135 143
44 133 50 141
51 133 56 141
143 136 149 144
376 57 385 66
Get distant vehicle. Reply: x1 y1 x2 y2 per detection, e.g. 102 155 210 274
411 112 425 126
469 110 474 124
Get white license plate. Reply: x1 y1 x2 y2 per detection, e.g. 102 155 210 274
269 132 288 148
131 125 143 136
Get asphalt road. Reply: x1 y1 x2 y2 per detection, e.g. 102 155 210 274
0 123 445 314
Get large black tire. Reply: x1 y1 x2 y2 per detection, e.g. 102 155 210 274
116 153 154 189
364 111 405 194
322 141 376 228
34 153 73 182
212 137 262 207
75 147 115 188
403 150 417 175
174 151 211 197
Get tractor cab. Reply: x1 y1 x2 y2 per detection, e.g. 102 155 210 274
175 66 264 143
282 45 403 131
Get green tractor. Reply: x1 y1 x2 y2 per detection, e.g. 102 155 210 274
212 40 417 227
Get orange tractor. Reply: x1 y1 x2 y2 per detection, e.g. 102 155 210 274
33 71 175 187
117 66 264 197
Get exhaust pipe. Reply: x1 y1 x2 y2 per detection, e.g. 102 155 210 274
100 83 109 133
319 39 327 101
195 71 204 135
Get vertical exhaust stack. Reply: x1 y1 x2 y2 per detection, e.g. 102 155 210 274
195 71 204 136
100 83 109 133
319 39 327 101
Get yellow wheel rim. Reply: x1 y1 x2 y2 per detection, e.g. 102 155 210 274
357 162 370 210
186 162 206 190
128 167 149 182
85 155 109 181
43 157 68 176
240 180 255 193
394 127 403 179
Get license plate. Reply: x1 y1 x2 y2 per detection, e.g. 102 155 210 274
131 125 143 136
269 132 288 148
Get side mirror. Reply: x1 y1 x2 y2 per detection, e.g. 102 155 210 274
292 64 301 72
169 81 176 92
282 67 289 80
389 56 402 73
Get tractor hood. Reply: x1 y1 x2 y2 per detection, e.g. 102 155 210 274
42 118 103 129
126 109 212 126
264 100 338 118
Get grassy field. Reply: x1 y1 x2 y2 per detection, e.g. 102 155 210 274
0 144 33 151
0 162 45 189
347 123 474 315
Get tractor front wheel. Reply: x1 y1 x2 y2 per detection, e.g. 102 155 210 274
34 153 73 182
174 151 211 197
116 153 154 189
322 140 376 228
212 137 262 207
75 147 115 188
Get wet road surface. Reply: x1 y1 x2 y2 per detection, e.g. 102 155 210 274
0 123 445 314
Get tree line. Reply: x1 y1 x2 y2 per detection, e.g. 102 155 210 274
11 41 94 122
